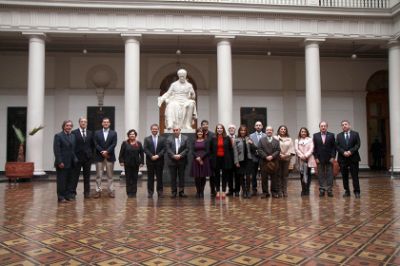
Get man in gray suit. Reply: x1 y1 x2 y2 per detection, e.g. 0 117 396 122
249 121 266 196
166 127 190 198
257 126 281 198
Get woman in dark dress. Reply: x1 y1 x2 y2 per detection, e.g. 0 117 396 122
191 127 212 198
210 123 234 198
119 129 144 198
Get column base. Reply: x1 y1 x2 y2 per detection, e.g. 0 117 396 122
33 170 47 176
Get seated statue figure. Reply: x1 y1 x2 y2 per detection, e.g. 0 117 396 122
158 69 197 131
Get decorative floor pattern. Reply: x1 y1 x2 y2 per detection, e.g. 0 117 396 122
0 176 399 265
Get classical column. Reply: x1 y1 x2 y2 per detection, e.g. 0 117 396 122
122 34 141 134
25 33 46 175
304 38 325 133
216 36 234 127
388 40 400 172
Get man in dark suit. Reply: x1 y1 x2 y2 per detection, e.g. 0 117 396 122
166 127 190 198
71 117 94 199
313 121 336 197
336 120 361 198
201 120 216 196
258 126 281 198
143 123 166 198
53 120 78 203
93 117 118 198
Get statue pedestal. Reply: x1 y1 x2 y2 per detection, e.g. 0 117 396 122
161 132 196 187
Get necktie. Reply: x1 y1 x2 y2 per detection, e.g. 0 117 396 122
345 132 349 145
82 129 86 141
257 133 261 141
153 136 157 152
322 133 326 144
175 138 180 154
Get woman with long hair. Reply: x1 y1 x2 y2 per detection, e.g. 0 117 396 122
275 125 295 197
233 125 257 198
191 127 212 198
295 127 316 196
210 123 234 198
119 129 144 198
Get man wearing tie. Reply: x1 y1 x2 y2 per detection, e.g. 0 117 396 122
93 117 118 198
143 124 166 198
313 121 336 197
249 121 266 196
166 127 190 198
336 120 361 198
71 117 94 199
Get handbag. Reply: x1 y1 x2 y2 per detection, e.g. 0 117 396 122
262 161 277 174
332 159 340 177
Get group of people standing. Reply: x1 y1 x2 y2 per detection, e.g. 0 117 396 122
53 117 361 203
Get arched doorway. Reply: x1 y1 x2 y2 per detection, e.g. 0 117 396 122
366 70 389 170
159 72 198 133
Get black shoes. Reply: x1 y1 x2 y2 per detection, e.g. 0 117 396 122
355 192 361 198
327 191 334 197
179 192 188 198
343 191 351 197
319 191 325 197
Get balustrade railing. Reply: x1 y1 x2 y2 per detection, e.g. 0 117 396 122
159 0 391 8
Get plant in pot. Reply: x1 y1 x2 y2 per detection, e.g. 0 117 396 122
5 125 44 181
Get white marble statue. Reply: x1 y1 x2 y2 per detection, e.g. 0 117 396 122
158 69 197 131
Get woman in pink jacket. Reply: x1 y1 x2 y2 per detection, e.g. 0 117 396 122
295 127 316 196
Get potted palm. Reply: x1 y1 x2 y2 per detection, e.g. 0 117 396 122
5 125 44 180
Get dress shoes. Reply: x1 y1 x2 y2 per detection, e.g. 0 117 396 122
179 192 188 198
58 198 67 203
234 192 240 197
128 193 136 198
354 193 361 198
343 191 351 197
319 191 325 197
327 191 334 197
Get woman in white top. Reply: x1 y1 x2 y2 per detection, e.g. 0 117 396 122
295 127 317 196
275 125 295 197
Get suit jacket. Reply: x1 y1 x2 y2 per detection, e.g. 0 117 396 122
249 131 266 162
336 130 361 163
166 134 190 166
257 137 281 162
143 135 166 165
119 141 144 167
313 132 336 164
53 131 78 168
72 128 94 162
94 129 118 162
210 135 234 169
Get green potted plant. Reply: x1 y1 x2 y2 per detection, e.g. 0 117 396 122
5 125 44 180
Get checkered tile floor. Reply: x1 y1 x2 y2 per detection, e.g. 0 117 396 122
0 176 399 265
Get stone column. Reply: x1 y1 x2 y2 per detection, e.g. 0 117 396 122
304 38 325 133
388 40 400 172
122 34 141 134
25 33 46 175
216 36 234 127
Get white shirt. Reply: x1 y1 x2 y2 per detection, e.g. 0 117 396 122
175 135 181 154
103 128 109 141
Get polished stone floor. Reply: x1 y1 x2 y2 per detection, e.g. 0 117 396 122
0 176 399 266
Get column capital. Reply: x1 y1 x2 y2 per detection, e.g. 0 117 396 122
121 33 142 42
388 39 400 48
304 38 325 44
22 32 46 40
215 35 235 42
